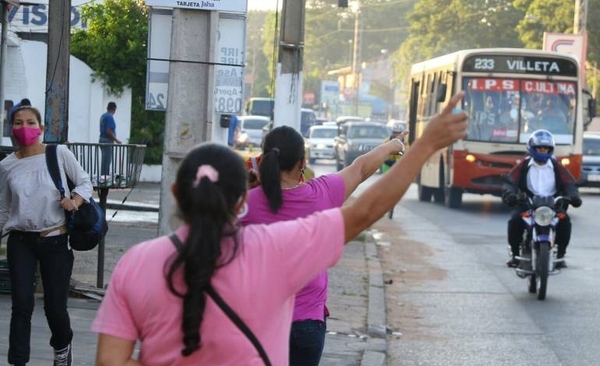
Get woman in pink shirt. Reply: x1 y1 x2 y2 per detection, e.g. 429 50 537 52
92 92 468 366
240 125 405 365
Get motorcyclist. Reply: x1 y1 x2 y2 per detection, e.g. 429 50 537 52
380 123 408 173
502 129 582 269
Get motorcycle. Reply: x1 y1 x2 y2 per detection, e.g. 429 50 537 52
511 193 569 300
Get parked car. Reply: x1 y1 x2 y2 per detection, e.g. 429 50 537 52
236 115 270 149
306 125 337 163
579 132 600 187
334 121 389 170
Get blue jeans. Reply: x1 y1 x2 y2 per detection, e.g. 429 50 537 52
289 319 327 366
7 231 74 365
99 138 114 176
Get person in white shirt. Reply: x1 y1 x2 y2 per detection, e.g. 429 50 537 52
502 129 582 268
0 106 92 366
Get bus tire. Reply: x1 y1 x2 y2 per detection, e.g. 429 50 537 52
418 183 433 202
434 188 445 203
445 187 462 208
434 162 445 203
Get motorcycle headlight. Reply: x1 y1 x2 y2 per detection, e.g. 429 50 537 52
534 206 554 226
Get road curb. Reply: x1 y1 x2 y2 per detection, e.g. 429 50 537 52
105 201 159 212
361 230 387 366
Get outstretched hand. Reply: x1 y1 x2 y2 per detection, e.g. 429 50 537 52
419 92 468 152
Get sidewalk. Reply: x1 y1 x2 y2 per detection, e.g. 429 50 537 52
0 183 387 365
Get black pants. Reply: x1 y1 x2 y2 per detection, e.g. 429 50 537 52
289 319 327 366
6 231 74 365
507 208 572 257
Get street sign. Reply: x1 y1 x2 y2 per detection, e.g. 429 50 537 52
543 32 588 86
145 0 247 13
145 10 245 113
213 14 245 115
145 8 172 111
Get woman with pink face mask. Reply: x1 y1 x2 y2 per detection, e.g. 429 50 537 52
0 106 92 366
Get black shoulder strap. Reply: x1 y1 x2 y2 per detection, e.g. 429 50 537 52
168 234 272 366
45 144 66 199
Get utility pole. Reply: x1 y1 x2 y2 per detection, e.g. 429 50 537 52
158 9 217 235
351 4 362 116
573 0 588 34
0 1 9 142
273 0 305 132
44 0 71 143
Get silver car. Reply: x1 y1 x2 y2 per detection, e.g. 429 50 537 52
237 116 270 148
579 132 600 187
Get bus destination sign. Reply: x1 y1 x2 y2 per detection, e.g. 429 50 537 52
463 55 577 77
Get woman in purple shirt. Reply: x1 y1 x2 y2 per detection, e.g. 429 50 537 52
241 125 405 365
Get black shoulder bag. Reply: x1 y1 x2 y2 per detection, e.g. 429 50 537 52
45 145 108 251
169 234 272 366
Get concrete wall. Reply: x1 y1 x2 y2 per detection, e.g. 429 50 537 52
139 164 162 183
2 35 132 146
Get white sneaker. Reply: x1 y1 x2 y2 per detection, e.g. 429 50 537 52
53 342 72 366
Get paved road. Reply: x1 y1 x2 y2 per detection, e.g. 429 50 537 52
371 179 600 366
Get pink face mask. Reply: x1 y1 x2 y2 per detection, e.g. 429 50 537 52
12 127 41 146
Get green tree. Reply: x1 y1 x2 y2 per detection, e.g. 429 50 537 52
246 11 272 98
514 0 600 113
254 0 417 104
71 0 165 164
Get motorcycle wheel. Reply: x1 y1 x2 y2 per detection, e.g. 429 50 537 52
536 242 550 300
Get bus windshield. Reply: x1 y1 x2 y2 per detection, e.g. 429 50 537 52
463 77 577 144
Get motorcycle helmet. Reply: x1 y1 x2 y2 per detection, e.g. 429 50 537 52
527 129 555 163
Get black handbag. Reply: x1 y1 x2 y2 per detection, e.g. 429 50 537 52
45 145 108 251
169 234 272 366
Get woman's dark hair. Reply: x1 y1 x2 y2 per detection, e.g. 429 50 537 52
259 126 305 213
165 142 248 356
10 106 41 125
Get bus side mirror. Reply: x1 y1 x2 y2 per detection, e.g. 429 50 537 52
436 84 447 103
588 98 597 119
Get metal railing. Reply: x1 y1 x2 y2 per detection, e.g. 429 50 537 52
66 143 146 189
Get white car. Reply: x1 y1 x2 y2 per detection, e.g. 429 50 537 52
306 125 337 163
236 116 270 148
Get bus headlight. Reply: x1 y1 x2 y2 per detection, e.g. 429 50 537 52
561 157 570 166
534 206 554 226
465 154 476 163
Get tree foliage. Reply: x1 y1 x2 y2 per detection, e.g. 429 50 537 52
71 0 164 164
398 0 524 80
250 0 416 100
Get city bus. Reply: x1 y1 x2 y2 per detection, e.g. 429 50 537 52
407 48 595 208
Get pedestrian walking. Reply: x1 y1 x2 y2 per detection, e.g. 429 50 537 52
91 92 468 366
227 114 241 148
0 106 93 366
240 125 404 366
99 102 121 176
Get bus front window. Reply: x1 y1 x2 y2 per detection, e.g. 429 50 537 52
463 77 577 144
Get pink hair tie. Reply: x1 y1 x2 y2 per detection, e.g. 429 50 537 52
193 165 219 187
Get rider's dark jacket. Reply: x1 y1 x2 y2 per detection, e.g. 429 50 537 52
502 156 582 207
